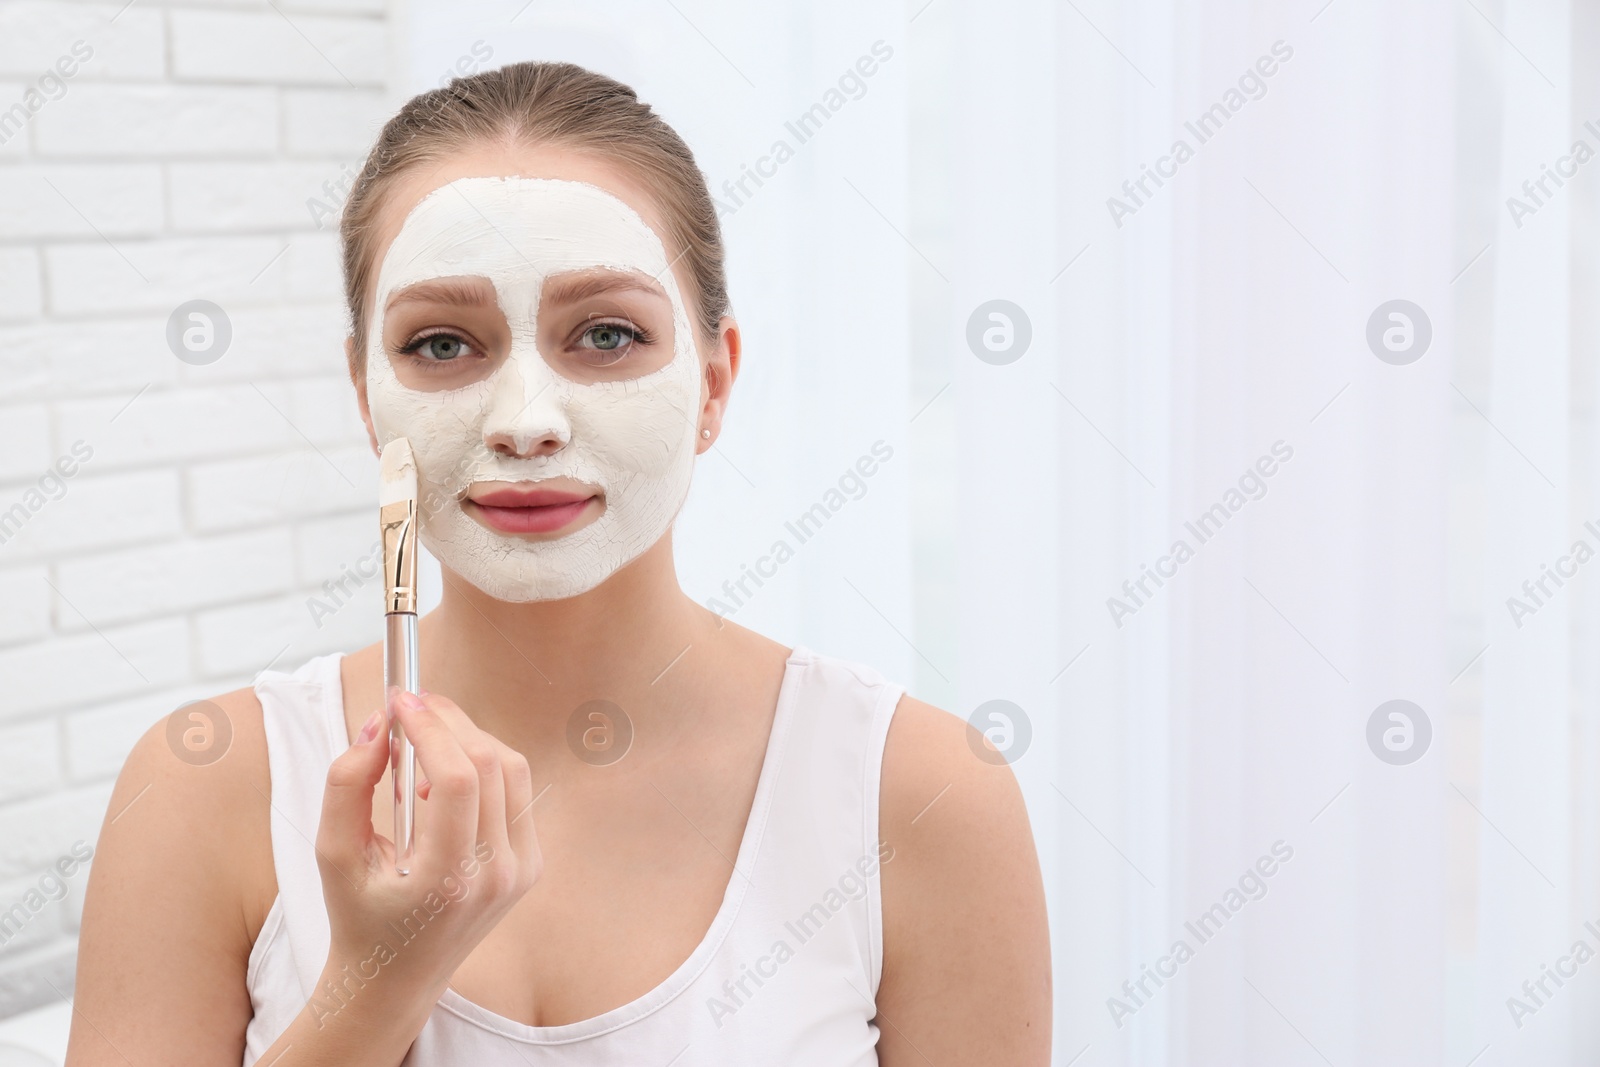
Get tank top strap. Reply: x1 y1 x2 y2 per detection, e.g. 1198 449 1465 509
754 646 905 996
251 651 347 1003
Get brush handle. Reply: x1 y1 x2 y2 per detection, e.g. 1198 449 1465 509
384 611 419 875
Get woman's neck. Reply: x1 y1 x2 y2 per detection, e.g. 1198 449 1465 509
414 533 722 745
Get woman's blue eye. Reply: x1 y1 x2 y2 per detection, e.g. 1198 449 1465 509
397 333 477 372
418 335 466 361
581 323 634 352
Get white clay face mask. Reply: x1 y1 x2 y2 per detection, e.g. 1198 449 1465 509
364 176 702 602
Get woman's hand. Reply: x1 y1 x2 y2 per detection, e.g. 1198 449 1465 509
314 689 543 1017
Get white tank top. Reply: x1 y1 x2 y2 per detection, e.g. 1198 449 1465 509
240 644 904 1065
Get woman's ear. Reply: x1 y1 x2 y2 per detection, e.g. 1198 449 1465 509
698 315 739 453
347 336 380 457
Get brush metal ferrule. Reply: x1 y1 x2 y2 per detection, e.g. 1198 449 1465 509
380 498 417 615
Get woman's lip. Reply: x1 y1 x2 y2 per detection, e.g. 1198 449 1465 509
464 496 596 534
471 486 595 507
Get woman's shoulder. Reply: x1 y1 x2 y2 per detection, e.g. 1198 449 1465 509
115 677 275 849
873 689 1052 1060
788 643 1009 791
111 647 365 942
115 678 280 937
69 679 283 1060
789 637 1032 856
879 691 1030 839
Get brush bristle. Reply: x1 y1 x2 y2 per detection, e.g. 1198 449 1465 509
378 437 418 506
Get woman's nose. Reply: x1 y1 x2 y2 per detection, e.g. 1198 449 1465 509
481 355 571 458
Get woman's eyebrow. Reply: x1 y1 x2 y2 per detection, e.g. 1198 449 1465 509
541 271 668 305
386 278 498 311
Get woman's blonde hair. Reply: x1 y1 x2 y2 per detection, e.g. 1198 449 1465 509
339 60 729 374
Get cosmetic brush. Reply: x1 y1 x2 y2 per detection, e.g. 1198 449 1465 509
379 437 420 875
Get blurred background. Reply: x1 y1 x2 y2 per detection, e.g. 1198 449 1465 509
0 0 1595 1063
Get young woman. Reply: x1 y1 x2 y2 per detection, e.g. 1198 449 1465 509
68 61 1050 1065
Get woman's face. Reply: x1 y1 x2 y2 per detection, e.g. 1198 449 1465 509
357 147 707 603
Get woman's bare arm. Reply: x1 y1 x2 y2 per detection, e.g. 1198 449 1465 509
65 687 431 1066
66 687 268 1064
876 694 1052 1065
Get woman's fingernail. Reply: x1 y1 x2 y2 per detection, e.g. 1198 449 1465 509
355 709 384 745
399 690 425 713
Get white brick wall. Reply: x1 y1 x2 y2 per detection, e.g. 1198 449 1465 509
0 0 395 1018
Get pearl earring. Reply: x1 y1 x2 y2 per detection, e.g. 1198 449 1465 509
701 429 711 439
